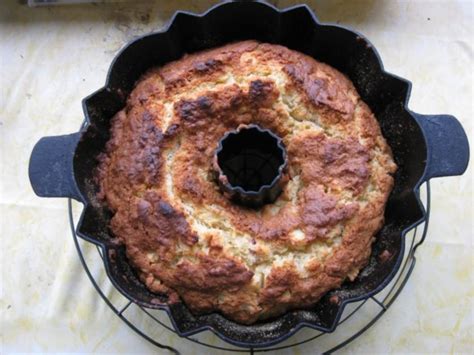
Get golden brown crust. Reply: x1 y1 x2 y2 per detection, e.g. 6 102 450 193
96 41 397 324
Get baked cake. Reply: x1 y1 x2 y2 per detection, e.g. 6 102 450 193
96 41 397 324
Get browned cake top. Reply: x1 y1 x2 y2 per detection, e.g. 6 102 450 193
97 41 397 324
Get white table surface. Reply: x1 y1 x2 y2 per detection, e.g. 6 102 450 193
1 0 473 353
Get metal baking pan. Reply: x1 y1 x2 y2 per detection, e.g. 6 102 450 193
28 1 469 348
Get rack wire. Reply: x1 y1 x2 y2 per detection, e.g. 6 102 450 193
68 182 430 354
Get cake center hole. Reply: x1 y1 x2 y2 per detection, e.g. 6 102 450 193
216 126 285 192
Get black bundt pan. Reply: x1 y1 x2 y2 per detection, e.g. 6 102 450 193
29 1 470 348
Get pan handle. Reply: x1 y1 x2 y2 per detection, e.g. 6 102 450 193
412 112 470 181
29 132 83 202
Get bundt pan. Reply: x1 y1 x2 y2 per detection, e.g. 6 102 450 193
29 0 469 348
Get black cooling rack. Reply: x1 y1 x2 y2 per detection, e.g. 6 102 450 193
67 182 430 354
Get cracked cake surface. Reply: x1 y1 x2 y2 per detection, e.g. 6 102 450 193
96 40 397 324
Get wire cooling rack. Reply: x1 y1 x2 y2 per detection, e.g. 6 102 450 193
68 182 430 354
